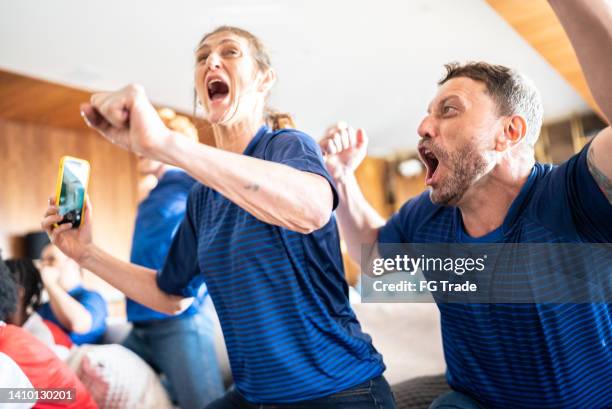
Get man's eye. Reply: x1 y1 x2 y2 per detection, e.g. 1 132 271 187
442 105 457 115
197 54 209 63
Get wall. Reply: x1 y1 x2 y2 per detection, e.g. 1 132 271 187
342 157 427 286
0 118 140 297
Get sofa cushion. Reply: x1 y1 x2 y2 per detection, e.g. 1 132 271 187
392 374 450 409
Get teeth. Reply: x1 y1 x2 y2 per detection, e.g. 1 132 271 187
207 79 223 90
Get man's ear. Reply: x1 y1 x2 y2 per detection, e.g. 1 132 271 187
496 115 527 151
259 68 277 94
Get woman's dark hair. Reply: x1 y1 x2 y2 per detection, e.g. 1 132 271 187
5 258 44 313
195 25 296 131
0 257 18 322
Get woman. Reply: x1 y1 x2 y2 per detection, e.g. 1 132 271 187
42 26 396 408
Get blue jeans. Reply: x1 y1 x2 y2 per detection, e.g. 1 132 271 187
205 375 397 409
429 391 486 409
122 311 224 409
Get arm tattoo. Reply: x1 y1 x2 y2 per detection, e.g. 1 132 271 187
244 183 260 192
587 144 612 204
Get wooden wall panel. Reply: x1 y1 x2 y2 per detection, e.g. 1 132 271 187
355 157 393 218
0 118 139 296
0 70 100 132
485 0 601 116
392 171 427 212
0 69 216 146
340 157 393 286
341 157 426 286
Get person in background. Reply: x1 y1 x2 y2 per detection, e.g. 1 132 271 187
37 243 107 345
4 258 44 327
6 258 73 360
0 255 98 409
122 108 224 409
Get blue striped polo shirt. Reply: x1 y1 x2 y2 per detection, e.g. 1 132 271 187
379 143 612 408
157 125 385 403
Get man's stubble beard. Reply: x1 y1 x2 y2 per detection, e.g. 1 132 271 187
429 141 488 206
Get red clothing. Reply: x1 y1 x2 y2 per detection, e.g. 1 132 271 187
42 319 73 349
0 323 97 409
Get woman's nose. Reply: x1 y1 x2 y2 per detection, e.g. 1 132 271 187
207 53 221 70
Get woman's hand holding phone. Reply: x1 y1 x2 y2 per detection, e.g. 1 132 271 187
80 84 172 162
41 196 93 265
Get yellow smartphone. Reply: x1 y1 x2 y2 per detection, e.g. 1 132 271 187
54 156 90 228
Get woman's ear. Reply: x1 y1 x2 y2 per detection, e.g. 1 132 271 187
259 69 277 94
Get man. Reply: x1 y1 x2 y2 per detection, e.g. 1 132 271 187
121 109 224 409
320 1 611 408
38 243 107 345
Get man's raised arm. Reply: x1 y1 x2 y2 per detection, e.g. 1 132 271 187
549 0 612 202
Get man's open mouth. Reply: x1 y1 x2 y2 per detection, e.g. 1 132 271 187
207 78 230 101
419 145 440 184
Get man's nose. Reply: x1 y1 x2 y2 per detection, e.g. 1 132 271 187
417 115 437 140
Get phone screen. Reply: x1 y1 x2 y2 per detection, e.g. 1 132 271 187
58 159 89 228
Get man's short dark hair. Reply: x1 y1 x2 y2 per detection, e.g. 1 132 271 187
439 61 543 146
0 255 18 322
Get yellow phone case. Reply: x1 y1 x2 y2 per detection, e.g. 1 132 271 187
54 156 90 228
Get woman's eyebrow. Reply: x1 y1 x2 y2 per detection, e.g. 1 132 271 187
196 44 210 55
197 39 240 53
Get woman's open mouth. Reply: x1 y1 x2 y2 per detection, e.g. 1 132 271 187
206 77 230 103
418 145 440 185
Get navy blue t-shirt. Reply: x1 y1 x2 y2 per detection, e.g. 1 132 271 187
379 143 612 409
127 169 204 322
38 285 107 345
158 125 385 403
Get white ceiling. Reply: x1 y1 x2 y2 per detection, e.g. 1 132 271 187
0 0 589 155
